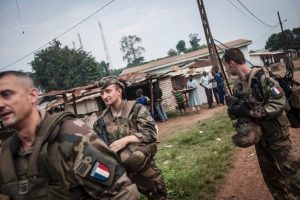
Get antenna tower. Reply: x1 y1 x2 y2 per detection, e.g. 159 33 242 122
98 20 113 69
77 33 84 50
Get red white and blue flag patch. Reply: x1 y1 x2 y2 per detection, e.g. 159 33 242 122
90 162 110 181
271 86 281 95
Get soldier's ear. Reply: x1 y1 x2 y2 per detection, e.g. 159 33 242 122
29 87 39 105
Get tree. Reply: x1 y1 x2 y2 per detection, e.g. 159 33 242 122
176 40 187 53
99 61 110 76
120 35 145 67
265 28 299 51
31 40 104 92
167 48 178 56
189 33 201 50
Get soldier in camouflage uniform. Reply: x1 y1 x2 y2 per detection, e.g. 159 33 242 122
223 48 300 200
0 71 139 200
94 77 168 200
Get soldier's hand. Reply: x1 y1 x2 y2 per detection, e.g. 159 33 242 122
225 95 239 106
228 103 251 117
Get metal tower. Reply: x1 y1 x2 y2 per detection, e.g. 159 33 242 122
77 33 84 50
98 20 113 70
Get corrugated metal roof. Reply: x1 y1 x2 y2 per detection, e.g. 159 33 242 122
121 39 252 75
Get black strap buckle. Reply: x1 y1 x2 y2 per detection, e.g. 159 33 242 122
19 179 29 195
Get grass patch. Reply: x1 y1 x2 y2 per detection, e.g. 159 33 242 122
156 112 235 200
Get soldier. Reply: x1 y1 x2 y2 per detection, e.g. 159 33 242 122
94 77 168 200
0 71 139 200
223 48 300 200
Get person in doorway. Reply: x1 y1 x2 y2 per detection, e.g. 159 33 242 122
186 75 202 114
93 77 168 200
0 71 139 200
199 71 214 108
136 88 150 107
223 48 300 200
153 82 168 122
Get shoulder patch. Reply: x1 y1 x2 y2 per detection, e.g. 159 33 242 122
271 85 283 98
89 161 110 181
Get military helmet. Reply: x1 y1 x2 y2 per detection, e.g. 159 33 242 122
98 76 125 90
231 117 262 148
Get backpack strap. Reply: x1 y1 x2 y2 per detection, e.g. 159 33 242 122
121 101 137 119
27 111 75 177
0 134 18 183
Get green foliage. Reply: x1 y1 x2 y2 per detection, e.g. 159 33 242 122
265 27 300 51
168 48 178 56
176 40 187 53
156 112 235 200
189 33 201 50
120 35 145 67
110 68 124 76
30 40 105 92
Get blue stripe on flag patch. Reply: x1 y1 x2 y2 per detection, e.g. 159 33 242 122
90 161 110 181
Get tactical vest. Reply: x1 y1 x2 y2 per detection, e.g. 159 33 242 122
99 101 157 172
101 101 139 143
236 67 290 137
0 112 76 200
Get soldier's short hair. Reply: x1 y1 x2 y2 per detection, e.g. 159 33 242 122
0 70 34 88
223 48 246 65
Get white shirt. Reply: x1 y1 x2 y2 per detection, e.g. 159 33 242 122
199 75 213 89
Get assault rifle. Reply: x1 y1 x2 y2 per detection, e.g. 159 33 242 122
95 117 110 146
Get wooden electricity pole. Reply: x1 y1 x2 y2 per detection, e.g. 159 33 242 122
196 0 232 95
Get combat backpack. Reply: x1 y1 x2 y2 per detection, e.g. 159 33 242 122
0 111 75 200
252 66 300 128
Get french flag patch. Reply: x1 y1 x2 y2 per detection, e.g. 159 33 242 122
90 162 110 181
271 86 281 95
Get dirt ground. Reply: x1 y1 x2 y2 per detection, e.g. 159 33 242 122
157 62 300 200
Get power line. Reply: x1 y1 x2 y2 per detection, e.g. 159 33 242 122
227 0 263 27
236 0 277 28
1 0 115 71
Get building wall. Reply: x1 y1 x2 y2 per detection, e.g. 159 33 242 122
72 99 99 115
159 77 177 112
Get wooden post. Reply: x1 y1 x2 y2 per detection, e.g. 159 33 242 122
62 93 70 111
72 93 78 117
149 78 154 115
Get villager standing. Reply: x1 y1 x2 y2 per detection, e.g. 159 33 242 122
153 82 168 122
172 86 187 115
93 77 168 200
223 48 300 200
0 71 139 200
199 71 214 108
187 74 202 114
212 68 225 105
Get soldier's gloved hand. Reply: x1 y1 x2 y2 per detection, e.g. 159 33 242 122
228 102 251 117
225 95 239 107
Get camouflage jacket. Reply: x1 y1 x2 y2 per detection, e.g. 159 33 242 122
0 112 138 200
94 100 157 144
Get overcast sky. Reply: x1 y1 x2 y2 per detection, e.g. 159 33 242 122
0 0 300 72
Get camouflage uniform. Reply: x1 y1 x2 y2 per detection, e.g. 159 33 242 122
94 100 168 200
232 67 300 200
0 112 139 200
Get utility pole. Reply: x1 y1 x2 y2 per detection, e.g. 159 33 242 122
277 11 294 77
196 0 232 95
72 41 76 49
98 20 113 70
77 33 84 50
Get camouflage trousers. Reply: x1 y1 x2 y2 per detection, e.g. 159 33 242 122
255 128 300 200
118 143 168 200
